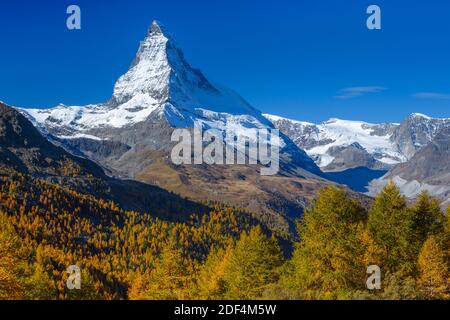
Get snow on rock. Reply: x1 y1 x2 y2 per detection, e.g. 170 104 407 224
265 114 405 168
20 21 273 144
368 175 450 202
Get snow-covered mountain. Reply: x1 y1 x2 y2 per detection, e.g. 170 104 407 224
265 113 450 172
266 112 450 204
16 21 327 232
22 21 273 140
264 114 403 171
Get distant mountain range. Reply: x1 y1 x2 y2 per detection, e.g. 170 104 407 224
2 20 448 222
266 113 450 204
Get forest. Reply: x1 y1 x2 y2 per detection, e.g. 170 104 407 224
0 171 449 300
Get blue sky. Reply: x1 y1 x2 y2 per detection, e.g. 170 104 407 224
1 0 449 123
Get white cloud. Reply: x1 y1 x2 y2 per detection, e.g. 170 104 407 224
413 92 450 100
335 86 386 99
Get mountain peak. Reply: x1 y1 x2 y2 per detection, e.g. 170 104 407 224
148 20 169 37
409 112 431 120
22 21 269 132
149 20 162 33
112 20 239 119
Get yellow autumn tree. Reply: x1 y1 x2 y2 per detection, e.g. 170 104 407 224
128 239 195 300
418 236 449 299
0 212 27 299
290 187 367 299
195 244 233 299
223 226 284 300
367 182 415 273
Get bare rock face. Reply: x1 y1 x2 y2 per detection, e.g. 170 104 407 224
322 143 385 172
391 126 450 182
390 113 450 160
370 126 450 206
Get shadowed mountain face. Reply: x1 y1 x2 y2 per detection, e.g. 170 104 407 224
0 102 104 177
18 21 333 234
324 167 387 193
0 102 209 221
390 126 450 182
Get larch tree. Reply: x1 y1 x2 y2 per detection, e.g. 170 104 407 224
223 226 283 300
411 191 445 253
418 236 449 299
195 245 233 299
0 213 27 299
367 182 415 273
290 187 367 299
128 238 195 300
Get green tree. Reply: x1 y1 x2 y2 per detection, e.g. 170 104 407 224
411 191 445 252
65 269 104 300
379 271 418 300
27 246 59 300
367 182 415 273
224 226 283 300
289 187 367 299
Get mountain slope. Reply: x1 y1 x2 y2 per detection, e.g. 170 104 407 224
265 113 450 172
0 102 208 220
0 102 104 177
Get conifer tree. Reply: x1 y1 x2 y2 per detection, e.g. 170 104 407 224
411 191 445 251
378 271 418 300
0 213 27 299
418 236 449 299
27 246 59 300
223 226 283 300
128 239 194 300
195 245 233 299
65 269 104 300
290 187 367 299
367 182 415 273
